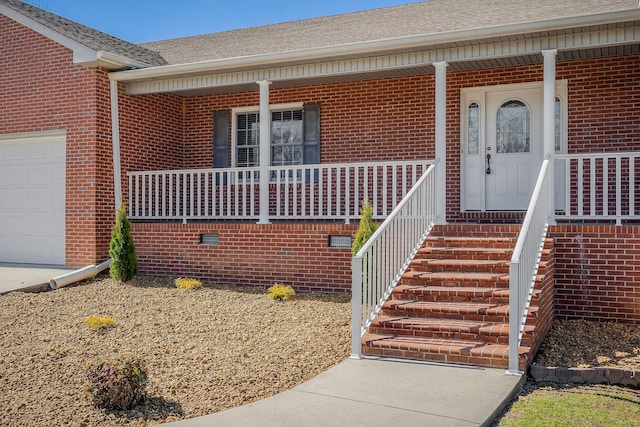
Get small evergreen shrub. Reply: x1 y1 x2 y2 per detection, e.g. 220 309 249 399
85 357 148 410
267 283 296 301
352 200 379 256
174 277 202 290
84 316 116 332
109 204 138 282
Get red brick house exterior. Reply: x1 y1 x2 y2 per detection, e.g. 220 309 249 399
1 0 639 328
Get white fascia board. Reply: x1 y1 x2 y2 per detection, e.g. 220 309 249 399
0 4 144 69
110 8 640 83
95 51 150 69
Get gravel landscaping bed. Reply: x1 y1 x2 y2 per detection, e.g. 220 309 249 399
534 319 640 370
0 276 351 426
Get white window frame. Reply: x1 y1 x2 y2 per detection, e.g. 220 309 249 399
231 102 304 167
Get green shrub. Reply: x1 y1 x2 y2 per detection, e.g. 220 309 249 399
352 200 379 256
267 283 296 301
174 277 202 290
84 316 116 332
85 357 148 410
109 204 138 282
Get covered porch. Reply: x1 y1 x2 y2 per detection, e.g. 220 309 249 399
107 5 640 374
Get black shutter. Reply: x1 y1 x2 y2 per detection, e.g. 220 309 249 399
303 103 320 182
303 103 320 164
213 110 229 168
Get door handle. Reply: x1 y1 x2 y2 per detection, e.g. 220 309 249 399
486 153 491 175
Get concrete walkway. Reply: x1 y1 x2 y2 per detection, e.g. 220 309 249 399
163 358 523 427
0 263 71 294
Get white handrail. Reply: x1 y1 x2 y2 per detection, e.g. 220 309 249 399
508 157 551 374
350 163 438 359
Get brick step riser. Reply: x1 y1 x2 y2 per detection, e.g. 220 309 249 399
367 326 534 345
415 251 513 261
382 307 540 325
429 229 520 238
361 346 513 369
400 276 508 288
424 240 516 250
408 263 510 274
391 291 541 306
381 309 509 323
391 293 509 305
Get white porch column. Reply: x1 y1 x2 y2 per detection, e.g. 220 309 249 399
542 50 557 224
257 80 272 224
109 79 122 210
433 62 448 225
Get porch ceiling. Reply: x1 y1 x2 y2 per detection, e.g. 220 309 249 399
115 19 640 97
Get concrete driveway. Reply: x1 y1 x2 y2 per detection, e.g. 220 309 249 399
0 263 72 294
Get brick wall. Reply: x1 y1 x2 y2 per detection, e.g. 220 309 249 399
0 14 113 266
549 225 640 323
179 77 435 169
131 222 357 292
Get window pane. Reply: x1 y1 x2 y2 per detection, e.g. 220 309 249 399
468 102 479 155
236 112 260 166
270 108 304 167
238 108 305 168
496 100 530 153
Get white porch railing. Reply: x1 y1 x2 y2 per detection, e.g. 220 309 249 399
350 163 438 359
508 157 551 374
127 160 432 222
555 152 640 225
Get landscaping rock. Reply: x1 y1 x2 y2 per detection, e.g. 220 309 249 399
0 277 351 426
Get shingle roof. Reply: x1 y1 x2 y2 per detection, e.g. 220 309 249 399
0 0 166 67
140 0 639 66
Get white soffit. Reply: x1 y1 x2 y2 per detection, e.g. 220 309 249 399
121 23 640 96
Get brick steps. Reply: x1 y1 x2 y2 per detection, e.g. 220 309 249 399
409 258 510 274
393 284 542 305
361 224 549 370
362 334 531 369
369 316 536 345
417 247 512 261
401 271 510 288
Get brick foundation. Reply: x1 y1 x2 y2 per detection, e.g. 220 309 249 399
131 222 357 292
549 225 640 324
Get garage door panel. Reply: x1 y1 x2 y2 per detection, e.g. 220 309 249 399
0 134 66 265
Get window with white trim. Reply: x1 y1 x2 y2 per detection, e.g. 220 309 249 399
213 103 319 171
234 107 304 167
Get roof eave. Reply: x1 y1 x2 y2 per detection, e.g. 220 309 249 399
0 3 151 70
75 51 153 70
110 7 640 82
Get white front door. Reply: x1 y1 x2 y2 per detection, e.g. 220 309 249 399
485 88 542 210
461 82 566 212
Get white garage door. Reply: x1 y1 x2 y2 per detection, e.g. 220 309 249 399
0 131 66 265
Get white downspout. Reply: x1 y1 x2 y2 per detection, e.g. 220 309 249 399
50 78 122 289
110 79 123 209
50 259 112 289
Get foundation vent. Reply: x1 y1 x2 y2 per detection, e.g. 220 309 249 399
200 233 219 246
329 235 352 248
